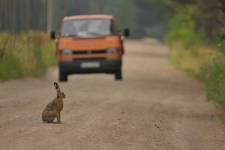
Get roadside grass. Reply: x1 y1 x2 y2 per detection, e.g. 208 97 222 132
0 32 56 81
169 42 225 106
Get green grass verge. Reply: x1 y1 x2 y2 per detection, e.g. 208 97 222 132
0 32 56 81
169 42 225 106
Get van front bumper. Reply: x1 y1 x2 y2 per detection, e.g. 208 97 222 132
59 59 122 74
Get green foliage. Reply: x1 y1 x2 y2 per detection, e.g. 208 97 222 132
167 0 225 106
167 5 204 48
202 55 225 105
197 0 225 41
218 39 225 54
170 42 225 106
0 32 56 81
0 54 23 80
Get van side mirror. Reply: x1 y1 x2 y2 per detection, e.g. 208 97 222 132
123 28 130 37
50 31 56 40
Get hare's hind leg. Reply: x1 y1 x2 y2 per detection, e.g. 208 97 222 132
42 110 57 123
49 110 58 123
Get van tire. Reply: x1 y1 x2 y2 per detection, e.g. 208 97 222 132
114 70 122 80
59 70 68 82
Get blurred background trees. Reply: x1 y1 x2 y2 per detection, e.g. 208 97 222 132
162 0 225 43
0 0 172 39
0 0 47 33
0 0 224 41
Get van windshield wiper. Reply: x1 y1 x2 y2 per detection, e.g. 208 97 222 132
62 34 78 37
86 32 107 36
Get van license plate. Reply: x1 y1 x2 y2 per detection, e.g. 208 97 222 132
81 62 100 68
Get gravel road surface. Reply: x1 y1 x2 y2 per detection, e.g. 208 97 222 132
0 40 225 150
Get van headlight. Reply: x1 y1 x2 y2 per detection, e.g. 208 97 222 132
62 49 73 55
107 48 118 54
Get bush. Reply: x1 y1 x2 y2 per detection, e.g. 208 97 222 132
167 4 225 106
218 39 225 54
0 54 23 80
169 42 225 106
0 32 56 81
167 5 204 49
202 55 225 105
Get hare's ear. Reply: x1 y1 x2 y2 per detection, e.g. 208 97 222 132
54 82 59 89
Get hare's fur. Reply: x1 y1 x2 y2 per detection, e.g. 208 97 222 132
42 82 65 124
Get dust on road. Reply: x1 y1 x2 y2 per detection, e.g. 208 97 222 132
0 40 225 150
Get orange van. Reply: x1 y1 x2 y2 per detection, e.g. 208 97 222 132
51 15 129 81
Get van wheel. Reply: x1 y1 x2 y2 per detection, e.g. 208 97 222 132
114 70 123 80
59 70 68 82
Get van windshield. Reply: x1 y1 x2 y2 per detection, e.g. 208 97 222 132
62 19 114 37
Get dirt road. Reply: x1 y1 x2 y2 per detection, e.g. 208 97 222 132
0 40 225 150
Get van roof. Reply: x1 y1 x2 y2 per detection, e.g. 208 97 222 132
63 15 115 21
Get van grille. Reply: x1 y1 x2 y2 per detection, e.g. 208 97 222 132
73 58 106 61
72 50 107 55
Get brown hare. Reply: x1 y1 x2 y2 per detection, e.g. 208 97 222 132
42 82 65 124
